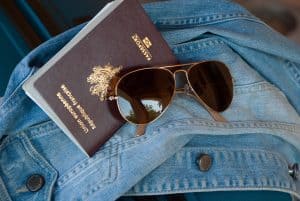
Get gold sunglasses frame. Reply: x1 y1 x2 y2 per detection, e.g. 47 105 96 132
108 61 233 136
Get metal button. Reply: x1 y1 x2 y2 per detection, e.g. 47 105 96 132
288 163 299 180
196 154 212 171
26 174 45 192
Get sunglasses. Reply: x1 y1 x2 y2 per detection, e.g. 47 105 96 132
105 61 233 135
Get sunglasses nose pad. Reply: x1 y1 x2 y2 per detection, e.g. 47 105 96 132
174 71 194 96
175 71 188 88
183 84 193 95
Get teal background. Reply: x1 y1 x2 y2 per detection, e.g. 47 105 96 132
0 6 30 96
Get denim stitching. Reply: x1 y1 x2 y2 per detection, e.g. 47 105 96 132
0 134 57 200
191 147 290 164
27 123 61 139
153 13 260 26
129 178 295 194
157 120 298 133
5 122 298 197
173 39 225 54
81 145 120 200
125 149 296 194
0 65 34 112
0 177 12 201
20 118 299 155
57 120 299 192
125 187 299 198
56 141 120 189
19 133 58 201
0 133 57 177
0 90 25 119
234 81 279 94
27 121 122 152
19 134 55 175
56 146 114 186
285 60 300 86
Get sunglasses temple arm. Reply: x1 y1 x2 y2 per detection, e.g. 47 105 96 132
192 93 227 122
176 88 227 122
206 107 227 122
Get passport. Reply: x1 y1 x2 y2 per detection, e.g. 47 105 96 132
22 0 177 156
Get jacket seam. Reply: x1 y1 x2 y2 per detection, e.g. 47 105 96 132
180 146 290 167
16 119 299 152
124 187 299 198
2 121 298 197
152 13 260 26
0 64 33 112
0 177 12 201
55 142 119 189
285 60 300 86
173 39 225 54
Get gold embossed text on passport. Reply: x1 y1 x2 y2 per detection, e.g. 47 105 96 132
132 33 152 61
56 84 96 134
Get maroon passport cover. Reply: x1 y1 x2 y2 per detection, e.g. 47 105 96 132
30 0 177 156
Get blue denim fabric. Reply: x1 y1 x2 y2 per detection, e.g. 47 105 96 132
0 0 300 201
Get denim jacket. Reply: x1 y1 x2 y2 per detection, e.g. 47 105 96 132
0 0 299 201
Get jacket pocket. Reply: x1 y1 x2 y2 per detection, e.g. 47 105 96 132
23 121 120 200
0 131 58 201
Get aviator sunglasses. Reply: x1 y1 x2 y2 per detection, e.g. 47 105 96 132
104 61 233 134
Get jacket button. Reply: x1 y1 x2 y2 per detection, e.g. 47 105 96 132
288 163 299 180
196 154 212 172
26 174 45 192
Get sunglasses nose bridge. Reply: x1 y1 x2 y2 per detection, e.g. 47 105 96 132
173 69 189 82
172 69 188 84
172 69 191 94
173 68 188 73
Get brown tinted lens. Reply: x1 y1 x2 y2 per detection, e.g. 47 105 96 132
188 61 233 111
117 68 175 124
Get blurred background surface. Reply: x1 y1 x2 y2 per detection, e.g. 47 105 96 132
0 0 299 96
